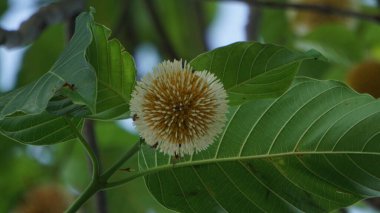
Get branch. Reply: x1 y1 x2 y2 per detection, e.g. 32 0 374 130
0 0 85 48
84 121 108 213
193 1 208 51
113 0 139 52
366 198 380 211
246 0 262 40
203 0 380 23
142 0 178 59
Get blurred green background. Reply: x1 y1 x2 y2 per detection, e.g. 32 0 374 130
1 0 380 212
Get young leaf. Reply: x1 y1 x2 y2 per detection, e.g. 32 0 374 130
139 78 380 212
190 42 325 105
86 23 137 120
0 113 82 145
0 11 96 119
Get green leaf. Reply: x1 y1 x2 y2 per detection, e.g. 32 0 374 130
0 113 82 145
139 78 380 212
190 42 324 105
0 11 96 119
86 23 136 120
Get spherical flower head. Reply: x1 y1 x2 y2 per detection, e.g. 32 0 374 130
130 60 228 156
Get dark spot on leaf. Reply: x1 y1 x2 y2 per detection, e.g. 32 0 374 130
184 190 199 197
265 189 271 200
246 162 257 174
193 165 201 169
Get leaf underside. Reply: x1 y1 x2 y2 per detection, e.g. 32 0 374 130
46 22 137 120
0 12 96 119
0 10 138 147
0 113 82 145
139 78 380 213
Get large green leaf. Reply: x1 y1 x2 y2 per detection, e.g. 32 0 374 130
138 78 380 212
86 23 136 120
0 11 96 119
0 113 82 145
190 42 324 105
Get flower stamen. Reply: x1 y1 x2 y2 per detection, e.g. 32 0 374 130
130 60 228 156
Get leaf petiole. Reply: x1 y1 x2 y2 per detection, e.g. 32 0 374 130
64 117 100 179
100 138 142 180
64 123 142 213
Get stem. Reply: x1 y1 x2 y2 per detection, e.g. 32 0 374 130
200 0 380 24
246 0 262 41
101 139 142 180
65 118 100 179
84 120 108 213
0 0 85 48
103 172 148 190
65 119 142 212
193 1 208 51
66 180 99 213
65 118 102 212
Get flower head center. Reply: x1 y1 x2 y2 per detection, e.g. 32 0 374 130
142 70 217 144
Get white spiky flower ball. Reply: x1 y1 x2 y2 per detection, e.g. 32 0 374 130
130 60 228 156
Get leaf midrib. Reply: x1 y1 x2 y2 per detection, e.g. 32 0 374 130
139 151 380 176
98 80 128 101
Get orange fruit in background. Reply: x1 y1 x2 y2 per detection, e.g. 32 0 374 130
289 0 356 35
346 60 380 98
13 184 72 213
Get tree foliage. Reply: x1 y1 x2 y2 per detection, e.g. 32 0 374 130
1 1 380 212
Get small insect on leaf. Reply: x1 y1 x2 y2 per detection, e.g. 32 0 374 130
119 168 135 172
174 152 180 160
62 82 76 91
132 114 139 121
151 142 158 149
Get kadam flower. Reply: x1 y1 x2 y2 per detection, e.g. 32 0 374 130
130 60 228 156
